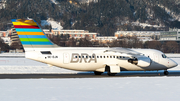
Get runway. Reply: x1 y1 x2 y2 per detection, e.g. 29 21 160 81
1 71 180 79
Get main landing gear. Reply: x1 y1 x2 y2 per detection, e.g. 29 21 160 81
94 71 103 75
94 71 117 76
164 70 169 75
107 73 117 76
94 66 118 76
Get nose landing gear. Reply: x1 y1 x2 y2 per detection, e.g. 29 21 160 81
164 70 169 75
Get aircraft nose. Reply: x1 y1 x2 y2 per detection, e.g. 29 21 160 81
169 59 178 68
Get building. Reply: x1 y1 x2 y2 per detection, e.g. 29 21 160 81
1 37 11 45
115 30 180 41
115 31 161 39
160 29 180 41
92 36 117 43
137 37 153 42
77 0 98 4
160 31 179 40
0 31 9 37
0 30 11 45
43 29 98 39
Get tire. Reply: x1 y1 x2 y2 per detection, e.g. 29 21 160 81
164 71 169 75
94 71 103 75
108 73 116 76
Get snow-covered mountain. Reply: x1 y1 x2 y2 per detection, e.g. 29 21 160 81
0 0 180 35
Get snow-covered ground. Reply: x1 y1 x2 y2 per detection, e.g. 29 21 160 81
1 77 180 101
1 54 180 101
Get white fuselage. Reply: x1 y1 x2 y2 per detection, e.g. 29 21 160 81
26 47 178 72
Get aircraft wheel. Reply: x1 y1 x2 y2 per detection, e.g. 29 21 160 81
108 73 116 76
164 71 169 75
94 71 103 75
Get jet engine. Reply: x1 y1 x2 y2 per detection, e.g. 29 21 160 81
128 57 151 67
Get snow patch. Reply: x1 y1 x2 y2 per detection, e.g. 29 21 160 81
41 18 63 30
132 21 164 28
50 0 58 4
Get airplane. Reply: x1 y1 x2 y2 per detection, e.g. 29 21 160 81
11 18 178 76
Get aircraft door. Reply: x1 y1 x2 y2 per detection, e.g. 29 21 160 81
63 53 70 64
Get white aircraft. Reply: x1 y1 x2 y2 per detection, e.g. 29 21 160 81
11 19 178 76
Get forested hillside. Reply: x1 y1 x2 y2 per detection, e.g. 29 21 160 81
0 0 180 36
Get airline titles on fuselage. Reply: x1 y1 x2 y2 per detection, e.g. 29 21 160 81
45 53 127 63
71 53 97 63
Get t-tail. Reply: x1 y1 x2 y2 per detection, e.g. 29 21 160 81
11 19 58 51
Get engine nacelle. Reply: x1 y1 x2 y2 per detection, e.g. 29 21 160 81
128 57 151 67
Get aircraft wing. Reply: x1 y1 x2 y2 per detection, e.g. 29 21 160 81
104 47 151 67
103 47 143 58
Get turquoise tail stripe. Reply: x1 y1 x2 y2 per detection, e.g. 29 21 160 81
15 28 42 32
21 41 54 45
18 35 47 38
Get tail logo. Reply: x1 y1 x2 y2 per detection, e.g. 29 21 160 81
11 19 54 47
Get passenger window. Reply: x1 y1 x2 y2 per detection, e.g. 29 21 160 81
120 56 122 58
79 56 81 58
86 56 88 58
97 56 99 58
110 56 112 58
113 56 115 58
82 56 84 58
75 56 78 58
93 56 95 58
104 56 106 58
89 56 91 58
117 56 119 58
100 56 102 58
107 56 109 58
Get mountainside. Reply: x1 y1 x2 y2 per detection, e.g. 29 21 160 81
0 0 180 36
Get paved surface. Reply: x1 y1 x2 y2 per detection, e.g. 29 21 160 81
0 71 180 79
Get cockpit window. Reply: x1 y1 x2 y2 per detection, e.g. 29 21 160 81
162 54 167 58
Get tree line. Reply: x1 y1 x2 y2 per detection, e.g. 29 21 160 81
1 35 180 53
49 35 180 53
